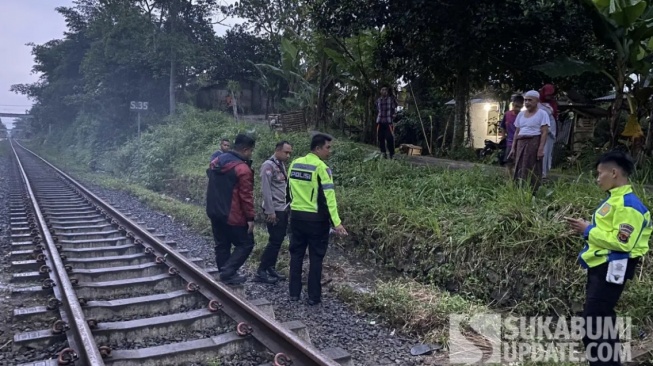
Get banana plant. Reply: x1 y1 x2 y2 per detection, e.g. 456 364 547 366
252 36 317 113
322 30 390 142
533 0 653 146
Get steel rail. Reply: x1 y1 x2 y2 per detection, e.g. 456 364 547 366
10 141 106 366
14 141 341 366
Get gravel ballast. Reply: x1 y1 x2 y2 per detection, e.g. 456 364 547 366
0 143 72 364
72 178 437 365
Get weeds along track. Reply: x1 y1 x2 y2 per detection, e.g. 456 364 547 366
7 140 351 366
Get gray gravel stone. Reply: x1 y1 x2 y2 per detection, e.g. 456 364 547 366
70 177 433 366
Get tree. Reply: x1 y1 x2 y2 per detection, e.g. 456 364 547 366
312 0 608 148
0 119 6 139
224 0 310 41
534 0 653 148
220 0 313 116
322 30 391 140
10 0 224 162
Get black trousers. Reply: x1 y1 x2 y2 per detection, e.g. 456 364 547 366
288 219 330 301
258 210 289 271
210 217 254 278
377 123 395 157
582 260 638 366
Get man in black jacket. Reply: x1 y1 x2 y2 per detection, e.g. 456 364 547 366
206 134 256 285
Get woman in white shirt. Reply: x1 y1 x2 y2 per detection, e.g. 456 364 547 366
507 90 550 194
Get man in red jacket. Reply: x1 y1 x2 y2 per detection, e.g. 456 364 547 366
206 134 256 285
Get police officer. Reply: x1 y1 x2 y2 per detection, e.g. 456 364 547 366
255 141 293 284
566 150 650 366
287 133 347 305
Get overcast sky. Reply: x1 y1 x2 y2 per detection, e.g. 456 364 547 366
0 0 240 129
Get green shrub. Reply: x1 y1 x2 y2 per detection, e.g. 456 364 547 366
34 105 653 329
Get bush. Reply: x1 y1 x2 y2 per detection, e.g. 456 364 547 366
38 105 653 328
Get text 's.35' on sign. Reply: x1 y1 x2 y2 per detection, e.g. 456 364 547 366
130 101 149 111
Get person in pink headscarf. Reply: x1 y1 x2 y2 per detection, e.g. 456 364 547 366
539 84 558 181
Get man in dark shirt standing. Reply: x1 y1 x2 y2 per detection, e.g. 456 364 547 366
375 85 398 159
206 134 256 285
210 138 231 162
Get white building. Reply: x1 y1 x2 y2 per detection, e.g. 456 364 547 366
445 97 505 149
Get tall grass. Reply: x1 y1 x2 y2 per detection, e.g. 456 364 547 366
29 105 653 328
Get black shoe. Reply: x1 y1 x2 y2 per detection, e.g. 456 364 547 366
254 270 278 284
382 153 388 159
307 298 321 306
221 273 247 285
266 267 286 281
290 296 300 301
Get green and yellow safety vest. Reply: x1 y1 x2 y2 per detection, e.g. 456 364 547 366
287 152 341 227
579 184 651 269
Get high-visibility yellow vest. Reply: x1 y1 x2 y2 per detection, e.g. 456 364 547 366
288 152 341 227
579 184 651 268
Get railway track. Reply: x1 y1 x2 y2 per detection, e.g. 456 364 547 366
7 140 352 366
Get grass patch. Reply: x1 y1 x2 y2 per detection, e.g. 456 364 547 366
335 278 487 345
0 140 9 158
23 105 653 348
